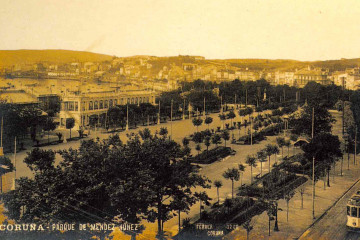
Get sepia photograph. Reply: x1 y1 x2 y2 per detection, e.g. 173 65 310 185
1 0 360 239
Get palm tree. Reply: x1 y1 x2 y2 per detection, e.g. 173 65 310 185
265 144 275 173
237 121 242 138
195 144 201 156
214 180 223 204
204 136 211 153
238 163 246 186
219 113 226 130
192 118 203 132
272 145 280 163
284 139 291 157
246 155 257 184
227 111 236 128
223 168 240 199
242 219 254 240
276 137 286 158
257 149 267 177
284 191 295 222
204 116 213 130
222 130 230 147
212 134 222 147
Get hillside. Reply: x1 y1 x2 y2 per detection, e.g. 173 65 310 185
0 49 113 66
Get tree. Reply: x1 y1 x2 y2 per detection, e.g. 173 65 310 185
159 127 168 137
302 132 342 187
56 132 62 143
212 134 222 147
4 132 211 240
237 121 242 138
195 144 201 156
139 128 152 140
242 219 254 240
204 136 211 152
284 191 295 222
42 116 57 144
192 132 203 145
195 191 211 219
272 145 280 163
265 144 276 173
192 118 203 132
214 180 223 204
246 155 257 184
0 156 14 193
276 137 286 158
204 116 213 130
66 118 75 139
298 186 305 209
227 111 236 127
238 163 246 186
182 137 189 147
284 139 291 157
222 130 230 147
219 113 226 130
257 149 267 177
223 168 240 199
290 104 334 137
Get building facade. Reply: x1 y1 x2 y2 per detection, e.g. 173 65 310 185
293 67 331 88
59 90 157 130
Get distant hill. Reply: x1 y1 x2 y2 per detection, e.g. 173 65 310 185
0 49 113 66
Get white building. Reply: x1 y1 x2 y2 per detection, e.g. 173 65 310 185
59 89 157 130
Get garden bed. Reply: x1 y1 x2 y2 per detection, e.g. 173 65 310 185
189 147 235 164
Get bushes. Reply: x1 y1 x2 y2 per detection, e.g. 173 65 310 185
190 147 233 164
205 197 255 223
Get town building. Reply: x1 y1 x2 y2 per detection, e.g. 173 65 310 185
293 66 331 88
59 89 157 130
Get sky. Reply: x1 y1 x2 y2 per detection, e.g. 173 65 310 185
1 0 360 61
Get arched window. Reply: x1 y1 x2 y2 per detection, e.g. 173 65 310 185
94 101 99 110
89 101 93 110
109 99 113 107
105 100 108 108
139 97 142 103
99 100 103 109
114 99 118 105
131 98 134 104
135 98 138 104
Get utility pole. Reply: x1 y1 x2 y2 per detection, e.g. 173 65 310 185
158 101 161 125
311 107 315 219
312 156 315 219
355 126 357 165
182 98 185 120
234 94 237 108
0 117 3 156
13 137 16 190
203 97 206 117
245 89 248 107
170 100 173 139
220 95 223 114
312 107 314 139
250 117 253 145
125 104 129 131
342 77 345 135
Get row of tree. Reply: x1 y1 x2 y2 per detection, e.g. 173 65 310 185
3 128 210 239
